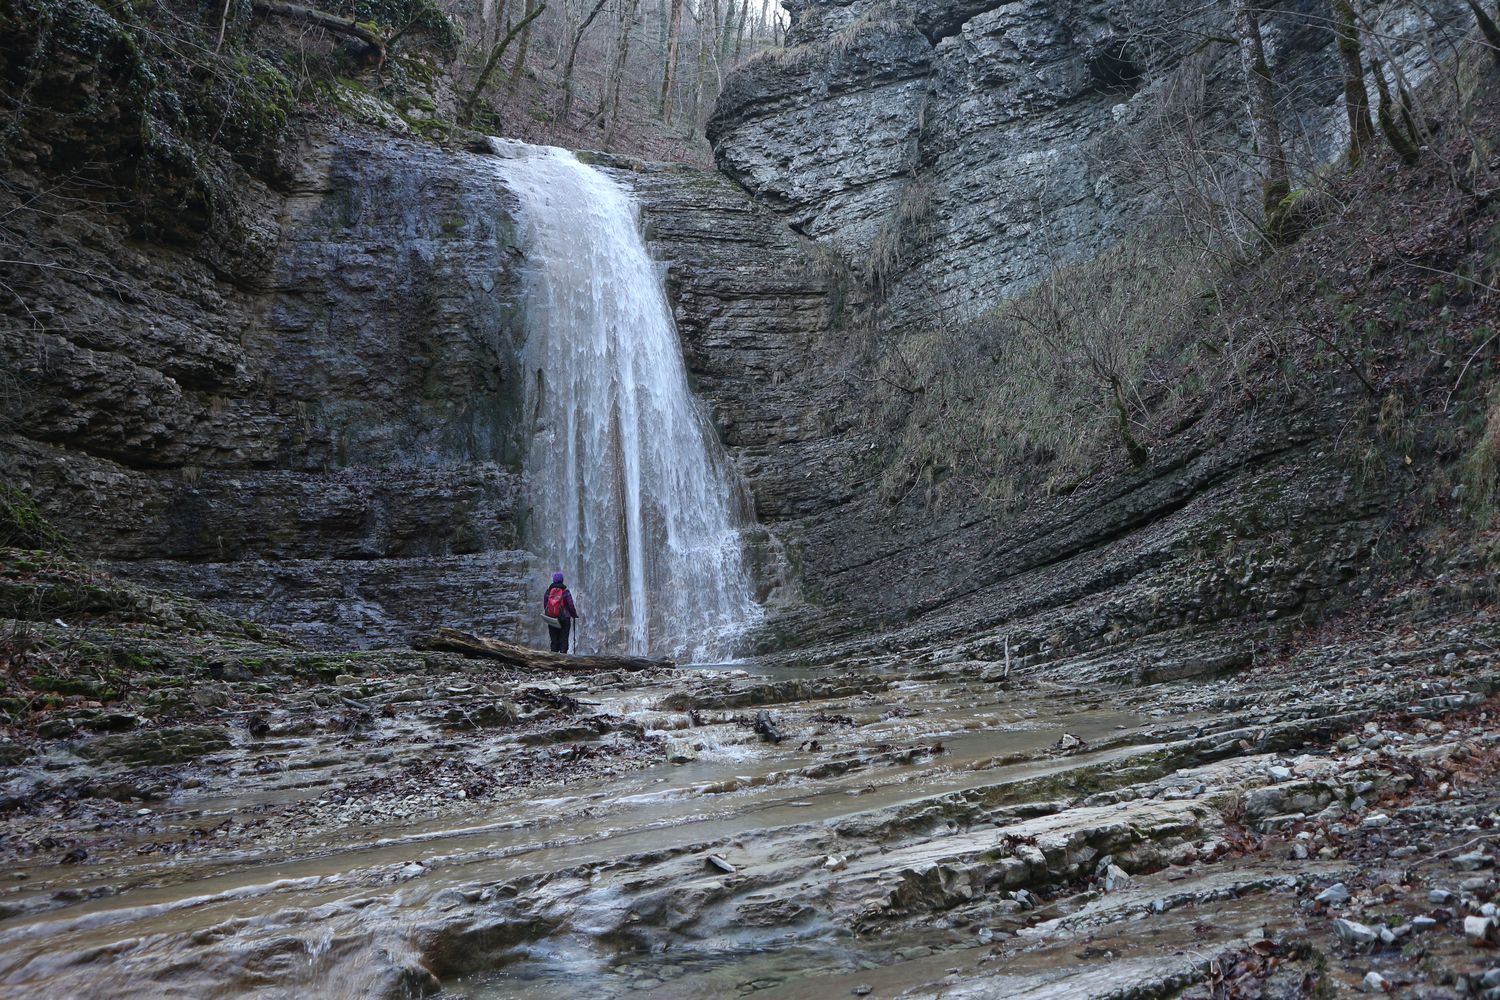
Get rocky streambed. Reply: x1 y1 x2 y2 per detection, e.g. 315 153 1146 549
3 549 1500 998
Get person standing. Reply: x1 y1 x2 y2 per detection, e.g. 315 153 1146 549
543 572 579 653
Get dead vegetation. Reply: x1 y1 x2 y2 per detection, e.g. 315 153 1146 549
866 11 1500 530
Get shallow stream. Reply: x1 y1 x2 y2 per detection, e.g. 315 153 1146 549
0 660 1175 998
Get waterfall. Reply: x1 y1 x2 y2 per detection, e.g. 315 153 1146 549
492 140 761 661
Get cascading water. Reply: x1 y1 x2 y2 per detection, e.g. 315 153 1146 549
492 140 761 661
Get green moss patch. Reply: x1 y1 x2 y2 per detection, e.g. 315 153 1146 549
0 484 70 553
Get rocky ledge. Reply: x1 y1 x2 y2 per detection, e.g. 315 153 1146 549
1 545 1497 997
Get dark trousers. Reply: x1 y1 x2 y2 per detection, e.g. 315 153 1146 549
548 619 571 653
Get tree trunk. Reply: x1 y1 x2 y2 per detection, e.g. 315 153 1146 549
603 0 641 145
658 0 683 120
1332 0 1375 163
693 0 714 124
1112 377 1148 466
1371 60 1420 164
1232 0 1291 216
414 628 674 671
1465 0 1500 67
719 0 738 62
595 0 622 118
754 709 784 743
508 0 538 90
561 0 610 116
481 0 508 50
733 0 748 61
459 1 547 126
655 0 669 69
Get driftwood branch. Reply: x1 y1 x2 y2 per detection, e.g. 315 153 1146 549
459 1 547 127
414 627 673 672
251 0 386 64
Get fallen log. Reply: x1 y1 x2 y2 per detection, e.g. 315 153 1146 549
413 628 672 673
251 0 386 65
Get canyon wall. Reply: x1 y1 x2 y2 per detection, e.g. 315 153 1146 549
2 0 1484 664
652 0 1486 669
2 131 839 649
3 134 538 647
708 0 1468 328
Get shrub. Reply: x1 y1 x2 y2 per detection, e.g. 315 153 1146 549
873 229 1215 506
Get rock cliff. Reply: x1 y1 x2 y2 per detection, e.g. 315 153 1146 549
708 0 1470 329
3 0 1493 670
2 130 845 648
3 133 539 647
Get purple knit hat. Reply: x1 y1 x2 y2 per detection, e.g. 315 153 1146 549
552 572 565 585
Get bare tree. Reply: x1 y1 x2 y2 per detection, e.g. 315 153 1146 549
732 0 749 60
479 0 507 50
1232 0 1291 215
719 0 739 61
507 0 538 90
693 0 720 125
1370 59 1421 164
1332 0 1375 163
1465 0 1500 67
658 0 684 120
561 0 610 116
460 1 547 126
603 0 642 144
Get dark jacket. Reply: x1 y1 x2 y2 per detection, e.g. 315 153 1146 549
545 584 578 621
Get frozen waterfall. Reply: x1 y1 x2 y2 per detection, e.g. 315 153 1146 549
492 140 761 661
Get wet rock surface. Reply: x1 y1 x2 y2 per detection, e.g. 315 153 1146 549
1 129 541 649
3 548 1497 998
5 110 1485 697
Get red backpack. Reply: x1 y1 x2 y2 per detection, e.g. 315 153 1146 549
545 587 567 619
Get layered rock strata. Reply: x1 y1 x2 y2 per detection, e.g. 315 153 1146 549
708 0 1470 329
3 134 538 647
3 132 844 648
2 550 1495 997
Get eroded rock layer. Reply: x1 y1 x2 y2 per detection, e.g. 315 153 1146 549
2 547 1496 998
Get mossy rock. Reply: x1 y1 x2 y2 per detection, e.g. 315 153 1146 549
0 485 70 552
111 649 157 671
80 726 231 766
0 579 127 619
395 54 437 86
1265 188 1322 246
28 674 98 697
407 117 451 142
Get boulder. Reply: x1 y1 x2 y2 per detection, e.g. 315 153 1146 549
1334 919 1378 948
80 726 231 766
